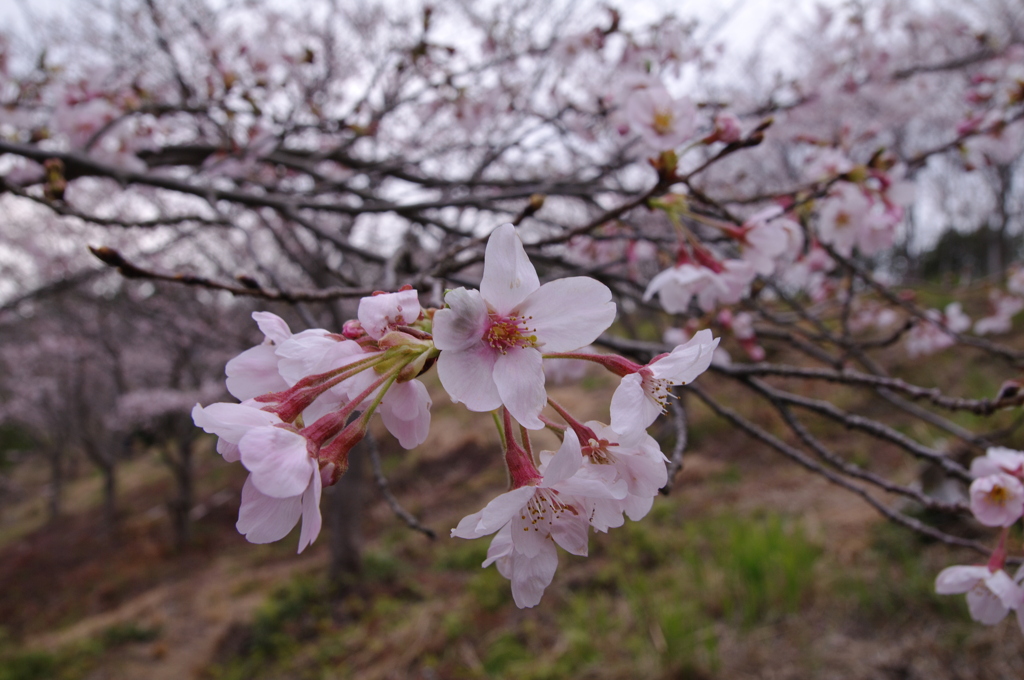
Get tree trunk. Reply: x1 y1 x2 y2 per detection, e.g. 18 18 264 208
102 462 117 536
169 440 193 551
47 447 64 521
327 441 364 590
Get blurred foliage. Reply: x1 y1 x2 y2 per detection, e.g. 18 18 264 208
0 623 160 680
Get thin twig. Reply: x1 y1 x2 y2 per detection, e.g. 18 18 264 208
662 396 688 494
366 431 436 540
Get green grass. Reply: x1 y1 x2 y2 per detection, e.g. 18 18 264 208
0 623 161 680
203 508 824 680
839 521 967 625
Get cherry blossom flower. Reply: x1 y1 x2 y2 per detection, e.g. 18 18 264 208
225 312 293 401
935 565 1023 625
610 329 719 434
780 244 835 299
452 429 625 607
357 287 423 340
192 401 323 552
805 148 855 180
971 447 1024 479
271 295 433 449
191 400 280 463
739 207 804 276
705 112 743 144
236 472 322 553
1007 268 1024 297
817 183 871 257
644 259 755 314
905 303 970 357
624 84 698 151
973 292 1023 336
433 223 615 428
573 421 668 531
969 473 1024 527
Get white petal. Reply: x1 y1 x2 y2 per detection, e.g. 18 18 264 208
967 583 1011 625
480 223 540 314
433 288 489 352
192 402 281 444
651 331 720 384
542 429 583 486
296 469 323 553
985 569 1023 609
357 289 421 340
609 375 661 434
217 440 241 463
493 348 546 430
451 509 487 539
935 565 990 594
253 311 293 345
623 493 656 522
236 475 302 544
225 345 289 400
509 540 559 608
511 506 549 558
483 524 515 569
239 427 315 498
380 379 432 449
479 487 536 534
550 514 590 556
451 487 534 539
518 278 616 353
437 345 502 412
274 330 334 385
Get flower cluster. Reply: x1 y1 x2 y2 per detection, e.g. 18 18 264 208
194 223 718 606
936 447 1024 629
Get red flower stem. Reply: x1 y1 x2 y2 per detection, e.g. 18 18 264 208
546 398 597 445
503 408 542 487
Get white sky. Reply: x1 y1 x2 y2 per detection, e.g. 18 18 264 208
0 0 820 65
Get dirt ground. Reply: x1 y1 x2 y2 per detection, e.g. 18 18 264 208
3 379 1023 679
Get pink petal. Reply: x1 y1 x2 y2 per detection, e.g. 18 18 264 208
357 289 421 340
451 510 487 540
511 507 549 558
935 565 990 594
274 330 335 385
296 469 323 553
651 330 719 384
236 475 302 544
967 582 1011 625
433 288 489 352
987 570 1024 607
451 487 534 539
556 473 628 500
493 348 546 430
542 429 583 486
623 493 656 522
480 223 540 314
239 427 315 498
508 540 559 609
192 402 281 444
217 440 241 463
253 311 292 345
479 487 536 533
380 379 432 449
437 345 502 412
225 345 289 400
550 514 590 556
483 525 515 569
610 374 661 434
518 278 615 353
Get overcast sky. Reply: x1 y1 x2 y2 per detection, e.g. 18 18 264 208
0 0 819 66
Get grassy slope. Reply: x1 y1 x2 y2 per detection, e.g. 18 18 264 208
4 311 1024 679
